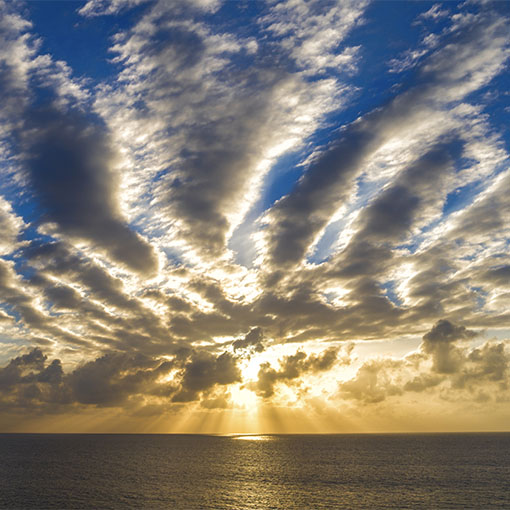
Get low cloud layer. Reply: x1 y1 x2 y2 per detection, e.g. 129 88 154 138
340 320 510 405
0 346 243 411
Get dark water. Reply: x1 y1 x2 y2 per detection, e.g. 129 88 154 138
1 433 509 509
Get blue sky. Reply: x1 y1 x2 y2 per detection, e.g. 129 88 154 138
0 0 510 433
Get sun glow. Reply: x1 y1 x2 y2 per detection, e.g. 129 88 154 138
229 384 259 410
239 356 263 381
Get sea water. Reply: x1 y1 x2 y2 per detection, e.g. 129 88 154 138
1 433 509 509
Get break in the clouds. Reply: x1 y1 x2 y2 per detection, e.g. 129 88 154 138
0 0 510 433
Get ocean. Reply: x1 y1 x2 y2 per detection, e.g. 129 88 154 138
1 433 509 509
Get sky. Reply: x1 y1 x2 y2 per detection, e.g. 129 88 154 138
0 0 509 434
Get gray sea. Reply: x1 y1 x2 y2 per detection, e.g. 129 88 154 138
1 433 509 509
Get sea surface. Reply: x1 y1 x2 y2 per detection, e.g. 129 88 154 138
1 433 509 509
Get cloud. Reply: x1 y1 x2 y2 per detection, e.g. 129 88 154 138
0 258 52 332
353 147 453 243
0 345 241 411
340 358 405 404
262 0 366 74
480 266 510 288
446 171 510 245
252 347 339 398
417 4 449 22
0 348 66 410
339 320 509 406
26 241 136 311
78 0 151 17
456 342 509 389
22 240 178 354
421 319 478 374
0 1 509 431
22 107 158 274
318 144 454 289
232 327 265 353
173 350 241 402
0 196 25 255
0 1 34 121
260 13 509 269
91 0 364 264
42 284 83 311
422 319 477 344
68 351 169 406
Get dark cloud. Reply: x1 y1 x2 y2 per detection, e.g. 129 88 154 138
264 128 377 267
354 147 453 243
173 351 241 402
0 259 57 333
141 290 194 314
23 241 262 353
68 351 170 406
23 107 157 274
4 241 180 355
0 348 47 388
24 241 152 347
160 70 291 257
43 285 83 310
144 25 206 72
252 347 338 398
315 143 451 285
253 276 405 344
188 279 253 324
232 327 265 353
443 173 510 248
27 241 141 312
423 319 477 345
0 348 173 410
421 319 478 374
0 348 66 410
109 5 328 260
480 265 510 288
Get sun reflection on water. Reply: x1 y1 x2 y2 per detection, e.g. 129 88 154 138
230 434 274 441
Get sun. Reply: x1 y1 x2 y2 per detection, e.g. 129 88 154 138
229 384 259 410
240 356 263 381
